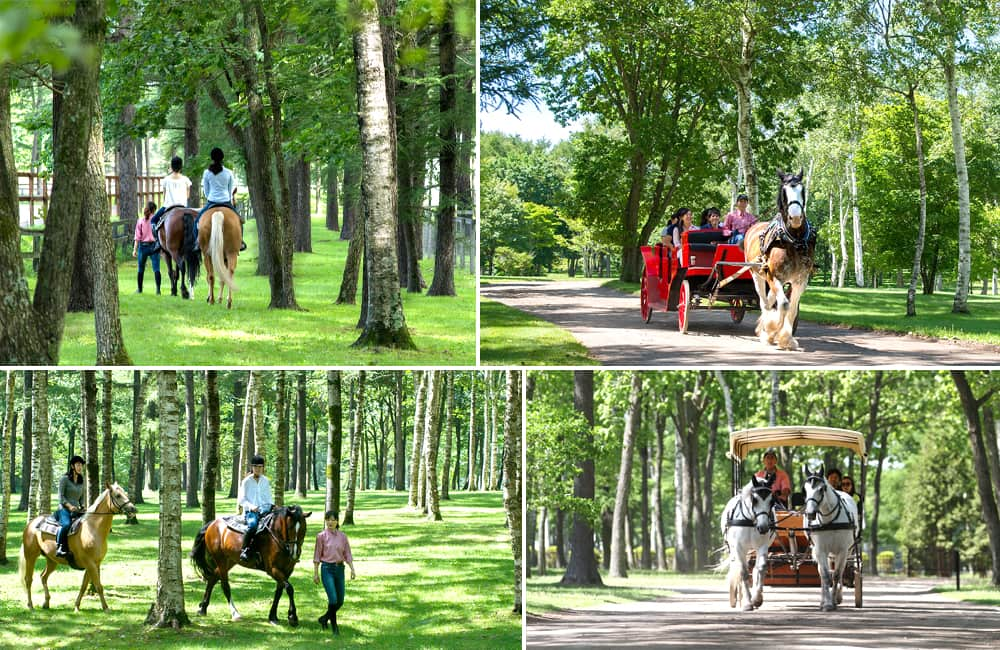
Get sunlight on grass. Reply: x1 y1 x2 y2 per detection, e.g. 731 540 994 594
527 570 686 614
479 300 596 366
1 491 519 649
51 217 475 365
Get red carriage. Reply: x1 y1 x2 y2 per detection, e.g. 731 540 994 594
639 229 761 333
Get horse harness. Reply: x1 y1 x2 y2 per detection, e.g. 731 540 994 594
226 509 303 563
804 482 855 533
725 487 777 532
758 216 817 258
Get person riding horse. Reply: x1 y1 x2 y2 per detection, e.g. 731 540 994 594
150 155 193 246
199 147 247 251
238 455 273 562
55 455 86 557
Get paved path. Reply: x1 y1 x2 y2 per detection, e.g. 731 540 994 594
481 280 1000 366
527 578 1000 649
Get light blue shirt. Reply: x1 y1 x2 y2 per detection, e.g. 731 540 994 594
202 167 236 204
238 474 272 513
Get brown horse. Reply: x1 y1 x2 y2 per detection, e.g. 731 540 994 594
191 505 311 625
19 483 137 611
158 206 202 299
197 206 241 308
744 169 817 350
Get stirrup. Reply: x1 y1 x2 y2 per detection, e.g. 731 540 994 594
240 241 247 252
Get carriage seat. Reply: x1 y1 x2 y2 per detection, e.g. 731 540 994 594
223 510 277 535
684 229 728 252
38 514 86 538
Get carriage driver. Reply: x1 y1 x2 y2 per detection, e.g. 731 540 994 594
238 455 273 561
754 449 791 509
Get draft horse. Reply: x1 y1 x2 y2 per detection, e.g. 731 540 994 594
19 482 138 611
803 466 859 611
720 474 776 611
197 206 241 309
158 206 202 299
743 169 817 350
191 505 311 625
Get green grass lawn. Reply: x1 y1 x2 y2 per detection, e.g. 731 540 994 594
527 569 726 614
601 280 1000 346
481 273 597 283
933 575 1000 607
0 490 520 649
479 300 596 366
46 217 475 365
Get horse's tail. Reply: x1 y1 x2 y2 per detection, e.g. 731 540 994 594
183 212 200 287
209 211 236 292
190 521 216 582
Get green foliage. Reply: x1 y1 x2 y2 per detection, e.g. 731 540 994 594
493 246 536 277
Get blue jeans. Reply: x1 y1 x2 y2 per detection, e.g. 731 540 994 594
321 562 346 611
137 241 160 274
245 509 260 535
56 507 72 548
729 232 745 245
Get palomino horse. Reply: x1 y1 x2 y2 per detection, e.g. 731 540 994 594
720 474 776 611
191 505 311 625
743 170 817 350
158 206 202 299
197 206 241 309
803 467 859 611
19 482 138 611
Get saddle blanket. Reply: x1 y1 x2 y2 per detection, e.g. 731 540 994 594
223 510 275 535
37 514 85 538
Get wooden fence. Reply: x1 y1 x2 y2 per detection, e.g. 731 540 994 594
17 171 162 227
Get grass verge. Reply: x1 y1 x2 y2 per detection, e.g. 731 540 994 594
526 570 725 614
0 491 519 649
50 217 475 365
933 575 1000 606
479 300 597 366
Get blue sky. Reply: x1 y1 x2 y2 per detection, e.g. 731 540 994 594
479 101 583 144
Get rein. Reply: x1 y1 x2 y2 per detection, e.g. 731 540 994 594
264 514 303 562
726 491 775 530
805 482 854 531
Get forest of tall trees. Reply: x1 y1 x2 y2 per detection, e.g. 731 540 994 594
528 370 1000 587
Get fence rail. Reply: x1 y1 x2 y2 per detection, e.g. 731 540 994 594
17 171 162 227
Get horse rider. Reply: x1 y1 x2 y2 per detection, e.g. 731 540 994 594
150 155 194 247
723 194 757 247
198 147 247 251
55 455 87 557
237 454 273 561
133 201 162 294
754 449 791 509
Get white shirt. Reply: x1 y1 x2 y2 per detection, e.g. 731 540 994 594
238 474 273 512
163 174 192 208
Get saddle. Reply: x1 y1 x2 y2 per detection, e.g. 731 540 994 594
154 205 189 232
759 217 817 257
223 510 276 536
38 513 85 538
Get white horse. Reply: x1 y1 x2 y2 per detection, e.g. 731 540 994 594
721 474 776 611
803 467 859 611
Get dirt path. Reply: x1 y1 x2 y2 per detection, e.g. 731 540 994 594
482 280 1000 366
527 577 1000 648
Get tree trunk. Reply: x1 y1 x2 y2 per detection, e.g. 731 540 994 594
228 375 245 499
423 371 444 520
503 370 522 613
653 412 667 570
943 55 971 313
344 371 365 525
274 370 288 506
183 371 199 507
129 371 146 506
326 160 339 231
341 155 359 241
291 156 313 252
640 442 651 569
467 376 476 490
489 374 499 490
440 373 453 500
201 370 220 523
326 371 342 513
336 181 365 305
32 371 51 516
100 371 113 488
905 86 929 317
427 14 457 296
408 372 426 506
184 98 199 205
849 155 864 287
734 52 758 214
610 372 643 578
350 0 414 348
0 371 15 562
16 372 32 511
393 371 405 490
296 371 308 498
146 371 190 628
82 370 99 505
561 370 603 585
116 103 139 243
238 372 256 483
950 372 1000 586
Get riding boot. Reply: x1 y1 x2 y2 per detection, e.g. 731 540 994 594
136 270 144 294
154 271 162 295
239 532 253 562
55 527 68 557
239 221 247 252
318 603 332 629
331 609 339 635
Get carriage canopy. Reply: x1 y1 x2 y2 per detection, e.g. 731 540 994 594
728 426 867 462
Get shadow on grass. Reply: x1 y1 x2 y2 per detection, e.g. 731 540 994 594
480 300 595 366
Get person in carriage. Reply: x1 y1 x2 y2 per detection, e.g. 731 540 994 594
660 210 680 247
671 207 694 254
698 206 722 229
199 147 247 251
754 449 791 509
150 155 193 244
723 194 757 246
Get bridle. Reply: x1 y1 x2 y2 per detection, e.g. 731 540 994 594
265 508 304 562
804 477 849 527
728 486 776 531
85 488 136 516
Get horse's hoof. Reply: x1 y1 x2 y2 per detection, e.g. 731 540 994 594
231 612 241 621
742 603 754 612
197 608 207 616
288 619 299 628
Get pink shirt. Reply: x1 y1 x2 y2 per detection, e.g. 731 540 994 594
755 468 791 501
134 217 154 243
723 209 757 235
314 528 353 564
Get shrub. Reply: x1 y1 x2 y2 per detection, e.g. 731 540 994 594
494 246 538 276
877 550 895 574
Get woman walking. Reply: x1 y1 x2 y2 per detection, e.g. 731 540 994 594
313 511 356 635
132 202 161 294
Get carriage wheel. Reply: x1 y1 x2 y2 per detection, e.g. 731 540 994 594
854 567 863 607
730 299 746 324
678 280 690 333
793 314 800 335
640 275 653 323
